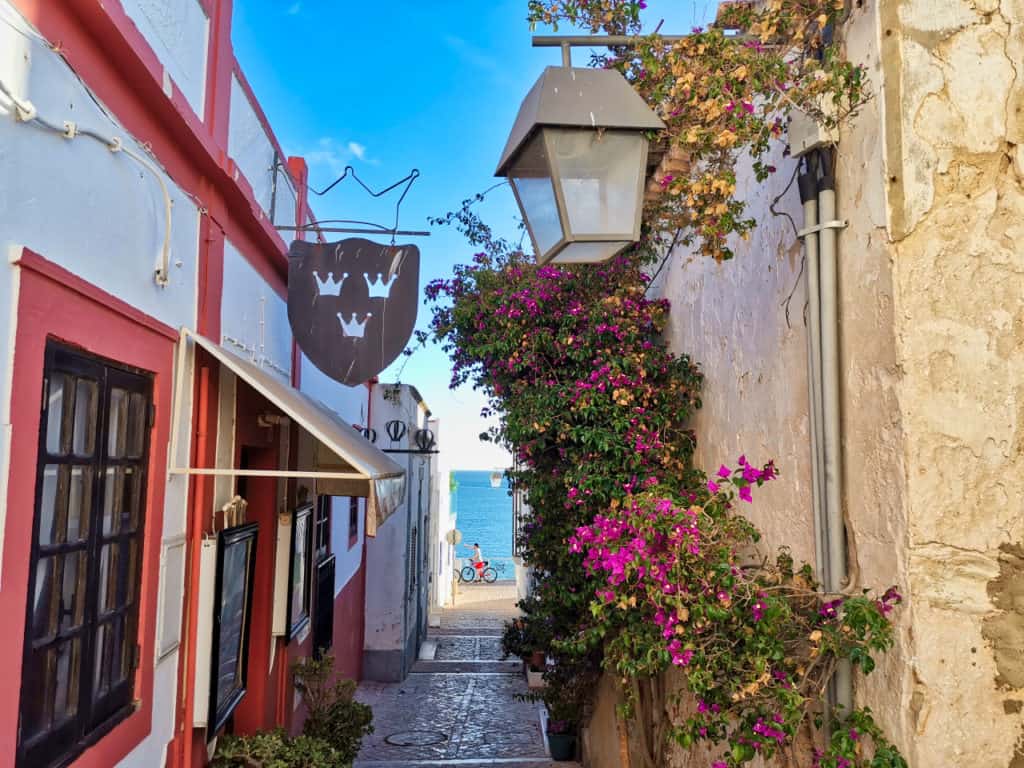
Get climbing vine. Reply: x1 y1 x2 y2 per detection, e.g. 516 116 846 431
423 2 905 766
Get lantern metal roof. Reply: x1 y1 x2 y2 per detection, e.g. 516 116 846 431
495 66 666 177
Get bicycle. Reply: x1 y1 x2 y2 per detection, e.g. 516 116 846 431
460 560 498 583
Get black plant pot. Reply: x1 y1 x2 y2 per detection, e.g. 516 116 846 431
548 732 576 761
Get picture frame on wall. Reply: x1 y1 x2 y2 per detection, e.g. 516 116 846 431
287 503 313 640
209 522 259 733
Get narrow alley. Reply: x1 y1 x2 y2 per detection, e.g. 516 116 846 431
355 584 571 768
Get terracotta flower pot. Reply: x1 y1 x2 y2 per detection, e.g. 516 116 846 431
530 650 546 668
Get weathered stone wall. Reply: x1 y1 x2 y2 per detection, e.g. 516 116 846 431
877 0 1024 763
588 1 1024 766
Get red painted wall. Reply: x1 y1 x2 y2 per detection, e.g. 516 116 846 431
1 252 176 768
332 545 369 683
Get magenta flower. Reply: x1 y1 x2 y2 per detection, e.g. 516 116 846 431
717 464 731 479
707 480 719 494
739 485 753 503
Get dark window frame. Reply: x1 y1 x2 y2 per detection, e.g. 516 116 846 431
314 496 331 562
348 497 359 549
286 503 313 640
208 522 259 734
17 341 153 768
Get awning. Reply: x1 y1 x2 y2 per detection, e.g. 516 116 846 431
169 329 405 535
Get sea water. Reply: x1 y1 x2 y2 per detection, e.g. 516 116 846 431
450 469 515 579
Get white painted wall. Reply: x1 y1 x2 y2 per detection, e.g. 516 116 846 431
220 239 292 382
0 6 200 331
331 496 364 594
228 74 276 216
0 7 199 766
299 352 368 426
121 0 210 119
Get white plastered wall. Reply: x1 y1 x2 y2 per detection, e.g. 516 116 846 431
220 239 292 382
227 74 297 230
0 5 199 766
120 0 210 119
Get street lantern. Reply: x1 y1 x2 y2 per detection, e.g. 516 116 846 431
496 66 665 265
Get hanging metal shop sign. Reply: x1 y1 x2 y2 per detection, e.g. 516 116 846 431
288 238 419 386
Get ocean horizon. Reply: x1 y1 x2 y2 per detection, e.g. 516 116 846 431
450 469 515 579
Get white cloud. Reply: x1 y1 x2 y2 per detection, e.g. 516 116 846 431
287 3 301 15
347 141 367 161
299 136 375 176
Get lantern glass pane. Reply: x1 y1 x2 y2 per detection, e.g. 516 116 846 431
550 129 645 237
509 132 563 256
550 241 632 264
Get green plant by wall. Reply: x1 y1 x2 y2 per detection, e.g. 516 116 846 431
211 654 372 768
211 730 343 768
292 654 374 765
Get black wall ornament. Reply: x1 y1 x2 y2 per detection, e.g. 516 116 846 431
288 238 420 386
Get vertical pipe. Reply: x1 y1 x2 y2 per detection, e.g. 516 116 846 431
817 153 852 712
800 168 827 584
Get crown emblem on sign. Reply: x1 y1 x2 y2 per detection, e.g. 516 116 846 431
364 272 397 299
313 271 348 296
337 312 372 338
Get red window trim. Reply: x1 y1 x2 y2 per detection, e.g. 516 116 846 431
1 248 176 768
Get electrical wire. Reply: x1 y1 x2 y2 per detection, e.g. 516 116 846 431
0 79 174 286
0 9 175 287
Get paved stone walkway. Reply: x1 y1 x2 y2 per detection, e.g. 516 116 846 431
355 583 576 768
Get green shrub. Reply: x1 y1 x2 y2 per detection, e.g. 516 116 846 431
211 729 340 768
292 654 374 765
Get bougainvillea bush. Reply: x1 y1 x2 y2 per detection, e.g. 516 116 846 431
424 211 904 765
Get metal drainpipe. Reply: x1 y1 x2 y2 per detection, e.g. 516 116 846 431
800 166 828 585
817 149 853 712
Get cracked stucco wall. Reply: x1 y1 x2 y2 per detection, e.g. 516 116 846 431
588 1 1023 766
877 0 1024 764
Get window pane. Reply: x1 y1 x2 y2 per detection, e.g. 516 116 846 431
122 466 141 532
127 393 147 459
552 129 645 236
110 616 128 686
53 639 81 723
93 622 111 697
66 467 92 543
107 388 128 459
32 556 58 640
21 646 55 738
59 552 86 632
102 468 123 536
45 374 68 456
290 514 309 627
38 465 66 547
124 538 139 604
510 132 563 257
98 543 119 615
72 378 98 457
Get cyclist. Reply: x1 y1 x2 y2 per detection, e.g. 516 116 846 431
465 542 485 581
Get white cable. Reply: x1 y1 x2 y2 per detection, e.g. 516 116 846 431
0 78 173 287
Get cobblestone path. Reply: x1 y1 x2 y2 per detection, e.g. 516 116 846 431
355 583 576 768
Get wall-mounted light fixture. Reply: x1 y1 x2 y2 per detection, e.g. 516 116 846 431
495 51 665 265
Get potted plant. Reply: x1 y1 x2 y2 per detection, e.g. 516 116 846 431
546 717 576 761
543 690 580 762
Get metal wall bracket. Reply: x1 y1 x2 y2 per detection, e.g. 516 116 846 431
797 219 847 239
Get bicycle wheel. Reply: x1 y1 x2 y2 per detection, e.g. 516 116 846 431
460 566 477 582
482 567 498 583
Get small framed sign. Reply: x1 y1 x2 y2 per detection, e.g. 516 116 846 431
209 523 259 733
287 503 313 640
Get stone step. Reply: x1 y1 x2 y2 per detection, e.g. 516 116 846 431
410 659 522 674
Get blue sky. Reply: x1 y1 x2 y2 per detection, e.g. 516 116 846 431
231 0 717 469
